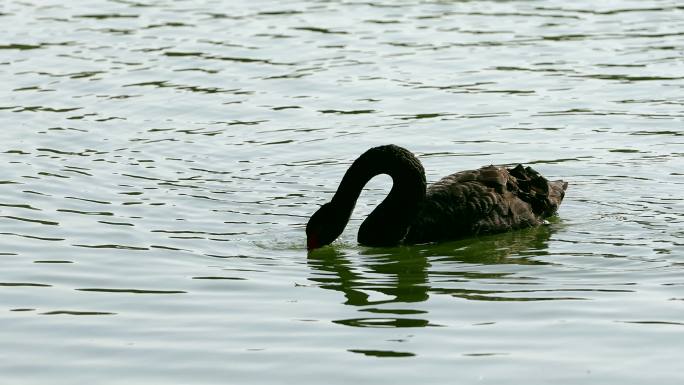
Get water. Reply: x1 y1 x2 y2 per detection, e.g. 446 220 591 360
1 0 683 383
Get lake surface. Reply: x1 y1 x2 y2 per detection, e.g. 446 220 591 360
1 0 683 383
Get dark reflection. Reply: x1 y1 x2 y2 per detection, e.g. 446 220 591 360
416 224 555 265
308 245 432 328
348 349 415 358
41 310 116 316
307 246 430 307
308 225 560 327
0 282 51 287
335 318 436 328
76 288 186 294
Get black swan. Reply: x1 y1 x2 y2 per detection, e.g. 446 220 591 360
306 144 567 250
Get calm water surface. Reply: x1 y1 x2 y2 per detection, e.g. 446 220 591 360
1 0 683 383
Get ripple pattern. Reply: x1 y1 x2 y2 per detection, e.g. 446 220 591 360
1 1 683 384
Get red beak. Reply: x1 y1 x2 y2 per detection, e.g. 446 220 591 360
307 235 319 251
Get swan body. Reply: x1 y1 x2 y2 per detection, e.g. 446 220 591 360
306 144 567 250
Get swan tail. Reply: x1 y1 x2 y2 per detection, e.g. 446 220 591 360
508 164 567 218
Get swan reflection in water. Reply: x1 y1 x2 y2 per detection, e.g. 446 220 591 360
307 224 559 328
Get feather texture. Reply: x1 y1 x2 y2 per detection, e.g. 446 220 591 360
405 164 567 243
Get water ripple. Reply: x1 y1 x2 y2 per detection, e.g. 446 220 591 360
1 0 683 383
76 288 186 294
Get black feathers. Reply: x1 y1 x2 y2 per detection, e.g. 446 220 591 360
306 145 567 249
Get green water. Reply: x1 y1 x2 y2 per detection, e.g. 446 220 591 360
1 1 683 384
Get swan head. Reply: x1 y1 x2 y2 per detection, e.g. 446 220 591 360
306 202 347 250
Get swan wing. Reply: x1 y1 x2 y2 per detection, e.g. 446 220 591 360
405 165 566 243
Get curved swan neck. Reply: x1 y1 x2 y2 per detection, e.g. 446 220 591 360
330 145 427 246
